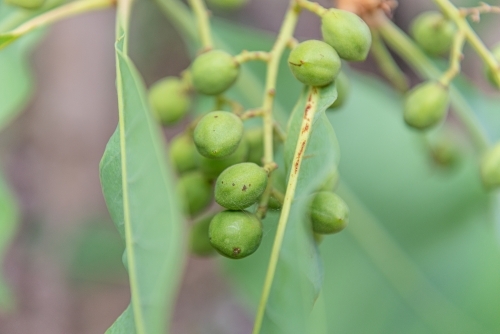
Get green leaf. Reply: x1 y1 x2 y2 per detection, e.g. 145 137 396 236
254 84 338 334
101 5 186 332
0 174 19 310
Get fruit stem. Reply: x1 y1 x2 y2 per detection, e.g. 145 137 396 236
0 0 115 50
370 29 409 92
432 0 500 87
377 18 490 152
187 0 213 51
459 3 500 22
254 1 300 222
439 30 465 87
295 0 327 16
270 188 285 205
240 108 264 120
253 86 319 334
234 50 271 64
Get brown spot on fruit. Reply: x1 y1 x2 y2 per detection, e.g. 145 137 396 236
242 185 247 191
233 247 241 255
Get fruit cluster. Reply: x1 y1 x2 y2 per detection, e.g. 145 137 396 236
145 5 373 259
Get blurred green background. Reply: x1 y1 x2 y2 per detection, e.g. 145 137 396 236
0 0 499 333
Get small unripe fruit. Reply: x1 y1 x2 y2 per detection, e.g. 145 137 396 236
190 215 216 256
191 50 240 95
429 137 461 168
480 143 500 189
199 138 248 180
149 77 190 125
288 40 341 87
485 44 500 89
321 9 371 62
215 162 268 210
244 127 264 165
194 111 243 159
329 71 350 110
177 171 212 216
169 133 199 174
206 0 247 9
404 81 449 130
209 210 263 259
310 192 349 234
410 11 456 56
5 0 45 9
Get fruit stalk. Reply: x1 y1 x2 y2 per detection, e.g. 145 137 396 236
188 0 213 50
370 29 409 92
439 30 465 86
432 0 500 87
0 0 116 49
253 86 319 334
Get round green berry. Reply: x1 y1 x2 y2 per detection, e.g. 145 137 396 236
480 142 500 189
209 210 263 259
191 50 240 95
177 171 212 216
288 40 341 87
206 0 247 9
321 9 371 62
485 44 500 89
410 11 456 56
199 138 248 180
429 136 461 168
5 0 45 9
329 71 350 110
189 215 216 257
194 111 243 159
404 81 449 130
244 127 264 165
310 192 349 234
169 133 199 174
215 162 268 210
149 77 190 125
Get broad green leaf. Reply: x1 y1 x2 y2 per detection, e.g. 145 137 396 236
100 130 125 239
207 20 500 333
253 84 338 334
0 174 19 310
101 4 186 332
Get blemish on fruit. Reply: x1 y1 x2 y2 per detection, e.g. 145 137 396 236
242 185 247 191
233 247 241 255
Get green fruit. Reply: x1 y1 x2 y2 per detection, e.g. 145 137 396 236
268 196 282 210
189 215 216 256
206 0 247 9
191 50 240 95
485 44 500 88
199 138 248 180
177 171 212 216
194 111 243 159
480 143 500 189
410 11 456 56
5 0 45 9
329 71 350 109
209 210 263 259
169 133 199 174
288 40 341 87
429 137 461 168
215 162 268 210
404 81 449 130
321 9 371 62
310 192 349 234
149 77 190 125
245 127 264 165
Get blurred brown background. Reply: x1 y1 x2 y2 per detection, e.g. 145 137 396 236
0 0 498 333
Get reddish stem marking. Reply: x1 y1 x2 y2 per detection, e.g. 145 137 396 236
294 140 306 174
